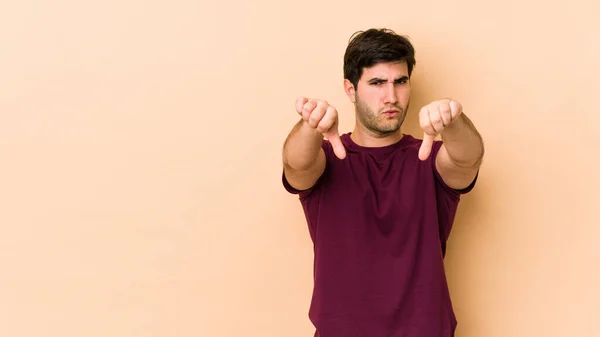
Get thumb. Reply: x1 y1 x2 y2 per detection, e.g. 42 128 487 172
325 131 346 160
419 133 436 161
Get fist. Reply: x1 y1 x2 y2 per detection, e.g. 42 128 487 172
295 97 346 159
418 99 462 161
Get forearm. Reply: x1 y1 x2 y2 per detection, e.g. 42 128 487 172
282 119 324 171
441 113 484 168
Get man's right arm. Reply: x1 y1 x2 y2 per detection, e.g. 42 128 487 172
282 119 327 191
282 97 346 192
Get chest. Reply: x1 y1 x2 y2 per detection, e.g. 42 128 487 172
315 154 439 251
337 154 431 209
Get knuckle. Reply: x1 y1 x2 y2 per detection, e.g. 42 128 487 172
316 100 328 108
309 114 319 124
317 118 330 130
326 106 337 116
297 97 308 108
317 122 330 133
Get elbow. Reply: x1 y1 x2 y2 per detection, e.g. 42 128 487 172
451 146 484 169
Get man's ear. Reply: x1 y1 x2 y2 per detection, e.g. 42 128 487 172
344 79 356 103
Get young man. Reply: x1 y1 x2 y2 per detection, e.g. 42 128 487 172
281 28 484 337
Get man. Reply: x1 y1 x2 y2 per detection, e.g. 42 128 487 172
281 28 484 337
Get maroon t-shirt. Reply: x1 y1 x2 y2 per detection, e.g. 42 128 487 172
282 133 477 337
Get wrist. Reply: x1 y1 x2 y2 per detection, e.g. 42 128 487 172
447 113 466 130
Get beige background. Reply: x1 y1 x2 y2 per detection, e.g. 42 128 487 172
1 0 599 336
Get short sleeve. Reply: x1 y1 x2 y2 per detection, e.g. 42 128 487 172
430 141 478 197
281 140 333 200
429 140 478 254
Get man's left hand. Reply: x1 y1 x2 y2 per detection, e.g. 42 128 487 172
418 99 462 161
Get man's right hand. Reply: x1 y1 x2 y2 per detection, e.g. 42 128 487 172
295 97 347 160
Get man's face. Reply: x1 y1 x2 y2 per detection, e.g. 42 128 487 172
351 61 411 136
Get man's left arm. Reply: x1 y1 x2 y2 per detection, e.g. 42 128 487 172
418 99 484 190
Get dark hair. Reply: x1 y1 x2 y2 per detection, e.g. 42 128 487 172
343 28 416 89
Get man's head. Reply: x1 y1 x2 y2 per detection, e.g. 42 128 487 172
343 28 416 137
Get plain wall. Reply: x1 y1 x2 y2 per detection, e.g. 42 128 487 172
1 0 599 336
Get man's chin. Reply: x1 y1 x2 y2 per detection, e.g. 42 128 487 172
380 120 402 132
375 124 401 135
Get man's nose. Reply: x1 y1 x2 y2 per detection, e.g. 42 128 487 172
384 82 398 104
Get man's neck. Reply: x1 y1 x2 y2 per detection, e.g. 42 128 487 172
350 125 404 148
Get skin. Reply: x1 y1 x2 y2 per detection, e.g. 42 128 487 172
343 61 411 148
282 60 484 191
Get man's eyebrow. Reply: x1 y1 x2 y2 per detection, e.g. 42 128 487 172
367 76 409 83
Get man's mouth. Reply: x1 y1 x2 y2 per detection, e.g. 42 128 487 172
383 109 399 117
